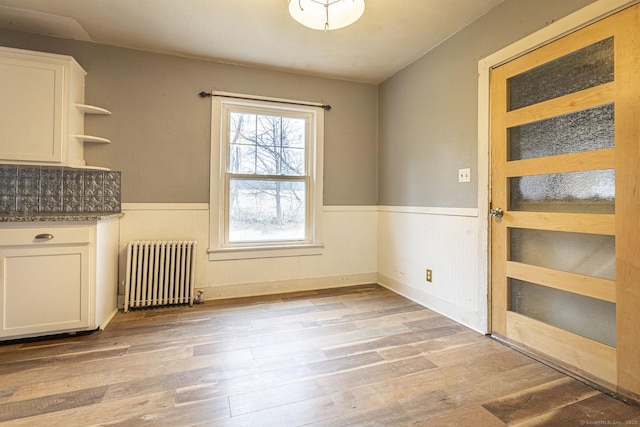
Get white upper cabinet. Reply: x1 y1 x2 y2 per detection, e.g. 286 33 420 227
0 46 110 167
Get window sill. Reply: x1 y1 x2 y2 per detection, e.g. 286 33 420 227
207 243 324 261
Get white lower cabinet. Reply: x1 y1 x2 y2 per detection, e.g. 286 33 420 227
1 244 90 336
0 218 119 340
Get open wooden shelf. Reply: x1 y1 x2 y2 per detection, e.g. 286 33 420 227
74 134 111 144
75 104 112 115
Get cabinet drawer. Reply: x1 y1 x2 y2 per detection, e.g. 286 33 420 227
0 226 92 246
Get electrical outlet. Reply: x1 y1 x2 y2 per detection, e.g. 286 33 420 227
458 168 471 183
426 269 432 282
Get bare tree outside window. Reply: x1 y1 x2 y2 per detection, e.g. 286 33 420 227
227 111 307 242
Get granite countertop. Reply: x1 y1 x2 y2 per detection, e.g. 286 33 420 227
0 213 124 222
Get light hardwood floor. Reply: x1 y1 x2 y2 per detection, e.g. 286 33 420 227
0 284 638 426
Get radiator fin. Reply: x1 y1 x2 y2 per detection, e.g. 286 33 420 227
124 240 197 312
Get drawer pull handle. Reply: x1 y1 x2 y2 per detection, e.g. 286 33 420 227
35 233 55 241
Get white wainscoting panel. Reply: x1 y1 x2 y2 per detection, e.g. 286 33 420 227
377 206 487 333
119 204 378 302
119 203 487 333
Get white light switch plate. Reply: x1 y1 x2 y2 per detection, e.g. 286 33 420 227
458 168 471 183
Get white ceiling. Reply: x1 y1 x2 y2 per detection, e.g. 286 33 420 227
0 0 504 84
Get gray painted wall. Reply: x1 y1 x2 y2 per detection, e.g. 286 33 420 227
0 30 378 205
1 0 602 207
378 0 598 208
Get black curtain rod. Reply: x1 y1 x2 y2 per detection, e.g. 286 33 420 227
198 91 331 110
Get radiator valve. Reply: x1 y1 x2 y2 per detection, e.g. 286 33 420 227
195 289 205 304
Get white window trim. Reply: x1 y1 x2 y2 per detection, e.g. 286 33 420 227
208 94 324 261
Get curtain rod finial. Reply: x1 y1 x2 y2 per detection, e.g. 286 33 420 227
199 91 212 98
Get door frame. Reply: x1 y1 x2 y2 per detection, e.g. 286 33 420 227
476 0 639 334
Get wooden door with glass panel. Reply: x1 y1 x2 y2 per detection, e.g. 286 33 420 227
490 4 640 400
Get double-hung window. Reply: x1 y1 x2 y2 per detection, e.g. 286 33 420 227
209 94 324 260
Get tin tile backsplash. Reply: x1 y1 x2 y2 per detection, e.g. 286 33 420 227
0 165 121 214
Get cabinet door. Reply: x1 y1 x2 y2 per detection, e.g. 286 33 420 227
0 56 64 163
0 244 90 339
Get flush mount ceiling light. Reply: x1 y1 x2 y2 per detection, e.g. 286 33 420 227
288 0 365 31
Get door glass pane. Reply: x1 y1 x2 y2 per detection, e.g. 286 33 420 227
508 37 614 110
510 228 615 280
510 279 616 347
229 178 306 243
510 169 615 213
508 103 614 161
